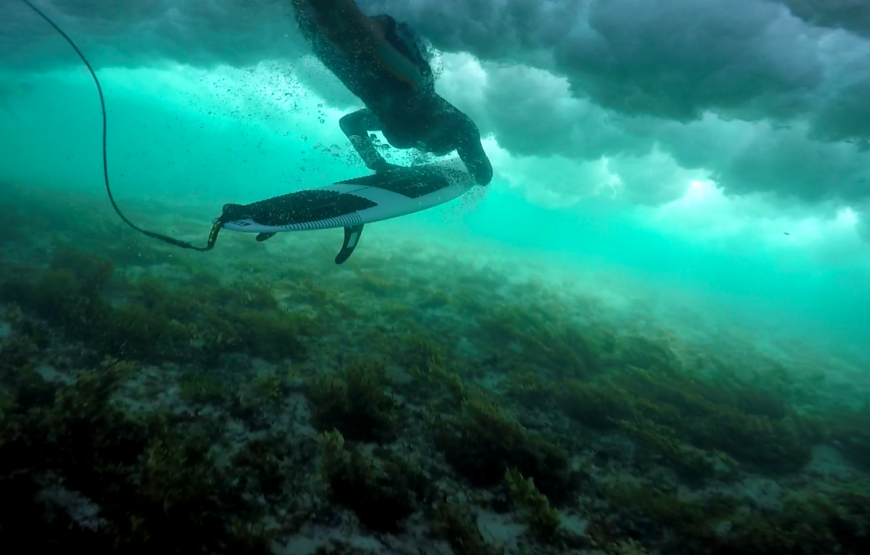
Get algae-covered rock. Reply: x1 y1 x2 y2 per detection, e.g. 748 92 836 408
0 245 314 364
505 467 562 542
433 396 578 503
433 501 503 555
306 360 400 442
317 430 423 532
555 364 814 475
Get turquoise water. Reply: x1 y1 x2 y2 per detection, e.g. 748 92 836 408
2 2 870 553
3 65 868 363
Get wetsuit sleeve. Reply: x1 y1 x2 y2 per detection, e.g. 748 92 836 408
457 129 493 185
339 109 388 171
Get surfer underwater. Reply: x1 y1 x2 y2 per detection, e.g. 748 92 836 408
290 0 494 186
17 0 486 264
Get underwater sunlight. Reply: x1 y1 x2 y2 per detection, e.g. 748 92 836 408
1 1 869 553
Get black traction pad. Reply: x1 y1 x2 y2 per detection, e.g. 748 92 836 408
221 189 377 227
336 165 452 199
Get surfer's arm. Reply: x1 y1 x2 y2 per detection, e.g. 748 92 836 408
457 130 493 186
291 0 383 54
339 109 393 172
291 0 422 89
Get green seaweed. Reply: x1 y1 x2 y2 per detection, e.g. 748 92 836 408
556 378 636 430
604 480 870 554
0 356 271 553
4 190 870 555
178 373 230 406
0 245 314 365
230 437 293 500
555 364 814 474
405 335 468 408
306 360 399 442
616 418 737 482
433 396 577 503
830 484 870 553
603 481 738 547
477 305 600 380
501 371 554 410
504 467 561 542
721 494 840 555
433 501 503 555
317 430 421 532
250 370 287 406
829 405 870 471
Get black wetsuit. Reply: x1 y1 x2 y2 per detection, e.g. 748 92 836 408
293 10 493 185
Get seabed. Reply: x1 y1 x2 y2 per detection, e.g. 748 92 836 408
1 182 869 554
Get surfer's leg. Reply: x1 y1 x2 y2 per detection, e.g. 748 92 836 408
339 109 392 171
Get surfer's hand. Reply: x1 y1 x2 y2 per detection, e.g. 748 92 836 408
372 160 402 174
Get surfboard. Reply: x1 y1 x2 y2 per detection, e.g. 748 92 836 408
218 157 476 264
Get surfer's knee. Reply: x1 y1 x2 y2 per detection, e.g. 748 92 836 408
339 112 359 135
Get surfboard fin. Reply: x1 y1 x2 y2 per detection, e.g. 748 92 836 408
335 224 364 264
256 232 277 242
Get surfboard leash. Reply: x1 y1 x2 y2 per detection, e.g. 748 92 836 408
20 0 221 252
